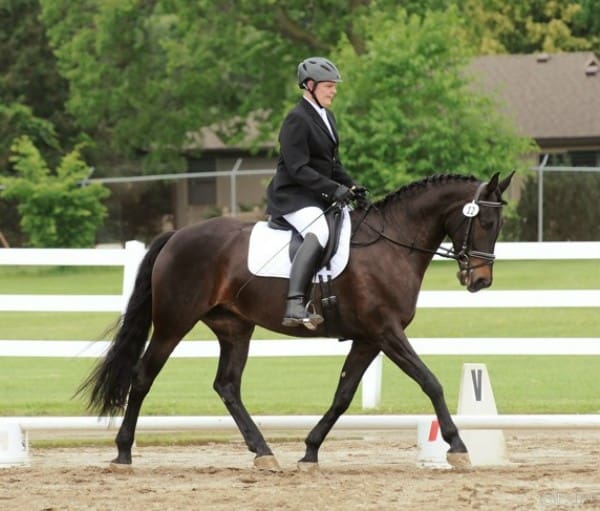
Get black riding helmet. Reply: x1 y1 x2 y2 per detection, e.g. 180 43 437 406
297 57 342 108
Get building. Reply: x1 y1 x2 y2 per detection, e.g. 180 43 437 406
469 51 600 167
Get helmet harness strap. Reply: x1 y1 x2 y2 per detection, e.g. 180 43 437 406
304 80 324 109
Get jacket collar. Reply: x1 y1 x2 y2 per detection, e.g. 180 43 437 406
299 98 338 143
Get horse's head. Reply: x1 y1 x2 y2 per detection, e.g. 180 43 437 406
448 172 514 292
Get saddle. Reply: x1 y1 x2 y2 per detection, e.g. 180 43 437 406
267 204 345 269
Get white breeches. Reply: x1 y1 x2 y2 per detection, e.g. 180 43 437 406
283 206 329 248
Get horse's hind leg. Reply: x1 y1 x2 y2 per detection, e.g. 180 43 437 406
300 341 380 467
208 316 279 470
113 331 181 464
379 330 470 467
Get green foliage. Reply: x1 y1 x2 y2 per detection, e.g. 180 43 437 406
496 199 521 241
0 103 62 245
461 0 599 54
0 103 59 169
1 136 110 247
0 0 74 162
36 0 596 183
334 9 533 195
513 172 600 241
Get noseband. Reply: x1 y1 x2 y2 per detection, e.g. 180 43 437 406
455 181 504 275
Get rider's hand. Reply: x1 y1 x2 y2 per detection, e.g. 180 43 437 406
351 185 370 209
332 184 354 204
351 185 368 197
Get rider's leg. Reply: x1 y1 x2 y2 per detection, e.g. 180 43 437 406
282 207 328 326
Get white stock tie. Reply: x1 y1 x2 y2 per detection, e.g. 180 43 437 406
319 109 336 140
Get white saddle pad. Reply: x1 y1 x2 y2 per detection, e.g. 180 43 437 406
248 208 351 282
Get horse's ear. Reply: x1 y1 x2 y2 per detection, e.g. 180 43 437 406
486 172 500 193
498 170 515 194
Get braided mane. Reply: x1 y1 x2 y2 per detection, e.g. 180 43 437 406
374 174 478 208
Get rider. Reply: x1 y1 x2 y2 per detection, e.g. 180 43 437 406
266 57 365 327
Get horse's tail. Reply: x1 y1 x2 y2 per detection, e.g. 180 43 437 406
79 230 176 416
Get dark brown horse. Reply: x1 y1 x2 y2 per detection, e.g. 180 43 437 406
82 172 513 469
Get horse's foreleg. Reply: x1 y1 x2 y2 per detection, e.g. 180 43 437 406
299 341 380 466
213 334 278 470
379 331 469 465
114 338 177 464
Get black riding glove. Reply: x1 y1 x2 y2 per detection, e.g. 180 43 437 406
352 185 370 209
332 184 354 204
352 185 368 198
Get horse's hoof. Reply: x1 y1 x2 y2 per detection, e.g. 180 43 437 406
254 455 281 472
108 461 134 473
297 461 319 473
446 452 471 469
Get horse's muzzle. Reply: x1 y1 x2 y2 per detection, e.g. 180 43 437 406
457 266 493 292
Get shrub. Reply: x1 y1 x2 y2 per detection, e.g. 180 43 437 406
1 136 110 247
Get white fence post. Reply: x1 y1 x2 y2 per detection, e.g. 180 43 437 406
121 240 147 313
362 353 383 409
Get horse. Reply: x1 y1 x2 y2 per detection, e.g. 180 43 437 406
81 171 514 470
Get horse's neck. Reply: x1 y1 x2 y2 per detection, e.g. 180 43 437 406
383 194 446 248
382 183 472 257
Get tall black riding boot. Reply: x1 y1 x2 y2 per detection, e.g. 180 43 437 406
282 233 324 327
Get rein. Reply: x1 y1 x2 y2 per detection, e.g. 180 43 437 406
352 204 461 261
351 181 504 268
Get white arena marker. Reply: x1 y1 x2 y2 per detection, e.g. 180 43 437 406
457 363 508 466
416 419 451 469
0 421 29 467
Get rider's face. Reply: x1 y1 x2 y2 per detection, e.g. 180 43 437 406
308 81 337 108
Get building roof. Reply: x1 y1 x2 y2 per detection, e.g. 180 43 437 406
469 52 600 144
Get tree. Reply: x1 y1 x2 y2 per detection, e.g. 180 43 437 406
333 8 534 194
39 2 538 180
1 0 81 244
1 136 110 247
0 103 58 169
0 0 75 160
460 0 599 54
0 103 60 244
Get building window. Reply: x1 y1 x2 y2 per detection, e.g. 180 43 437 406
187 157 216 205
543 151 600 167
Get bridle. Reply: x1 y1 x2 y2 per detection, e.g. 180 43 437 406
453 181 504 278
352 180 505 274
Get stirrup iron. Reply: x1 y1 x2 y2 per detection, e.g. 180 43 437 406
302 300 324 331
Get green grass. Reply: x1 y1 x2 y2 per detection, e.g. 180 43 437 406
0 266 123 294
1 356 598 417
1 260 600 339
0 260 599 419
1 259 599 294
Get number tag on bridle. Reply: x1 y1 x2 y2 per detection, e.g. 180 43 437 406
462 202 480 218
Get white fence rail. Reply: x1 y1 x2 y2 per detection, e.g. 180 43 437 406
1 241 599 411
5 414 600 433
0 240 145 313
